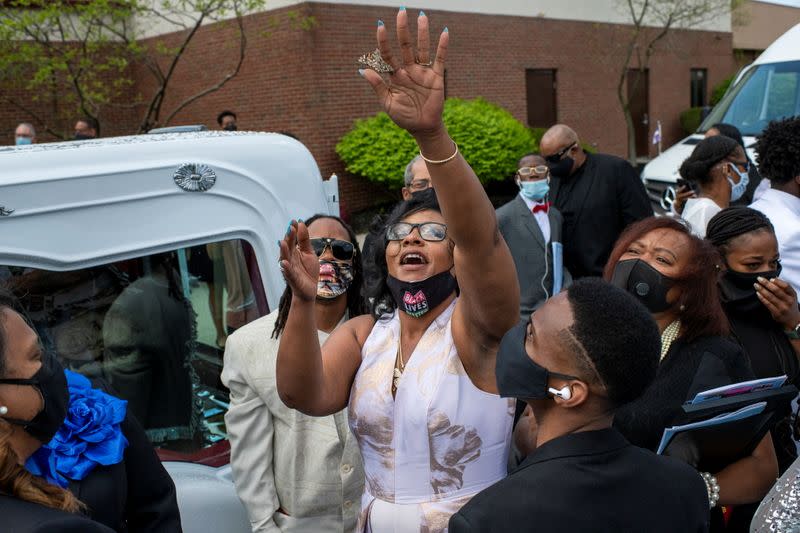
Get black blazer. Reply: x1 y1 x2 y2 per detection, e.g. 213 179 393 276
449 428 709 532
550 152 652 278
71 412 182 532
0 495 115 533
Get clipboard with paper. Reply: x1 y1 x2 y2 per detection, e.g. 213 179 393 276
657 376 797 472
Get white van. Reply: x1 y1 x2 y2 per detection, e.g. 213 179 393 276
0 131 339 532
642 22 800 212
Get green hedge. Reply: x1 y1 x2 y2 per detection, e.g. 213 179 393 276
711 75 734 106
336 97 534 189
680 107 704 135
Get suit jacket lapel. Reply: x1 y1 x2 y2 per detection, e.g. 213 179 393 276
547 209 561 244
513 196 545 249
560 154 597 242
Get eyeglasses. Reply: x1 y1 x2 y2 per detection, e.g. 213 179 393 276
517 166 549 178
309 238 355 261
544 142 577 164
407 179 431 191
386 222 448 242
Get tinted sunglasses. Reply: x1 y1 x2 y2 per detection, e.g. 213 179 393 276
517 166 549 178
386 222 447 242
309 238 355 261
544 142 577 164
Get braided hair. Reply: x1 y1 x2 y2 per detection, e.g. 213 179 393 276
271 214 366 339
679 135 740 186
706 206 775 254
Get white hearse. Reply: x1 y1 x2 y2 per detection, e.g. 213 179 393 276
642 22 800 212
0 131 339 532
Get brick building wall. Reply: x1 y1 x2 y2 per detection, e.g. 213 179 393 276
1 2 735 214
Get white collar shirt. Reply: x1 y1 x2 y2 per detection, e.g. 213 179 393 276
519 192 551 243
751 188 800 294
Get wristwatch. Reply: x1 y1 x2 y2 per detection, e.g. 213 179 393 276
788 321 800 340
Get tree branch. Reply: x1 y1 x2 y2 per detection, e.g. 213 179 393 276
161 12 247 125
0 95 65 139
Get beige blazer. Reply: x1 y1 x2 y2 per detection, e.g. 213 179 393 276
221 311 364 532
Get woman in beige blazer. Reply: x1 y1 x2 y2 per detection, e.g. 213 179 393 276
222 214 366 532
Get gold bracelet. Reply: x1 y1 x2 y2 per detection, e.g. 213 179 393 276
420 141 459 165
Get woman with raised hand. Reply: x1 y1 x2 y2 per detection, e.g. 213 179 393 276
276 8 519 532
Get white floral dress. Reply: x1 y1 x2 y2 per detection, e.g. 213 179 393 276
348 300 515 532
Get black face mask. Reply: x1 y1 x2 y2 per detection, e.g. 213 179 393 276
610 259 674 313
719 265 781 317
387 270 457 318
495 321 579 400
0 352 69 444
223 124 238 131
547 156 574 179
73 133 93 141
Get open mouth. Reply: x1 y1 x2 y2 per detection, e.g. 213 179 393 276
319 262 336 281
400 251 429 266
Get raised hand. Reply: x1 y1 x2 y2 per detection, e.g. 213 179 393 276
755 276 800 331
279 221 320 303
360 9 447 138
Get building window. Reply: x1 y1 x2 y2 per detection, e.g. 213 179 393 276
525 69 557 128
691 68 707 107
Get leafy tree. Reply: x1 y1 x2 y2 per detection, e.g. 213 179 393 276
0 0 277 137
337 98 534 189
615 0 742 164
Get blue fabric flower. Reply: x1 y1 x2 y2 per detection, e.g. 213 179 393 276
25 370 128 488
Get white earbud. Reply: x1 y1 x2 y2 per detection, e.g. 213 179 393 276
0 406 7 416
548 386 572 401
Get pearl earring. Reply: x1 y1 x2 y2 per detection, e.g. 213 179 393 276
679 304 686 312
0 406 7 416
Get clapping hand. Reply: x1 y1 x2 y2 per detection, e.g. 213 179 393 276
279 221 320 303
754 277 800 331
360 9 448 139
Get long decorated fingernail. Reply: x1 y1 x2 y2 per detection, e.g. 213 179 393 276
419 10 426 17
377 19 384 26
399 6 406 11
757 276 766 283
443 26 449 33
358 68 365 77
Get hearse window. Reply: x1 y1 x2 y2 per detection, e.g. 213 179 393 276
3 239 268 460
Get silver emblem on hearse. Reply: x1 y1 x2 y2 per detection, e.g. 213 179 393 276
173 163 216 192
660 186 677 212
0 206 14 216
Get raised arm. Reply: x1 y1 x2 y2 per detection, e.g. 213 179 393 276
362 10 519 345
275 221 372 416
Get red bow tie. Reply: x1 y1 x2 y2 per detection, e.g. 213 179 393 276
532 202 551 214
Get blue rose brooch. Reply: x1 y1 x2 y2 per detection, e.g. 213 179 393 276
26 370 129 488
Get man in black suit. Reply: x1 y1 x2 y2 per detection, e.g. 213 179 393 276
540 125 652 278
497 154 571 320
449 279 710 532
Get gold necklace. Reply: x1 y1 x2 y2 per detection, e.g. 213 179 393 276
660 320 681 362
392 333 405 397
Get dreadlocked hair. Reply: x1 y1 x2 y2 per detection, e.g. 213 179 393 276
679 135 739 186
0 288 84 513
755 117 800 185
706 206 775 253
271 215 366 339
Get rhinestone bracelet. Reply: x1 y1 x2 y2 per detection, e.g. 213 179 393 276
701 472 720 509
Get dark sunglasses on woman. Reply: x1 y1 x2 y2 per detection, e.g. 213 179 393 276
386 222 448 242
309 238 355 261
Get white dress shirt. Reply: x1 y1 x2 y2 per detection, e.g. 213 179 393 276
751 188 800 294
221 311 364 533
682 197 722 238
519 193 551 243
